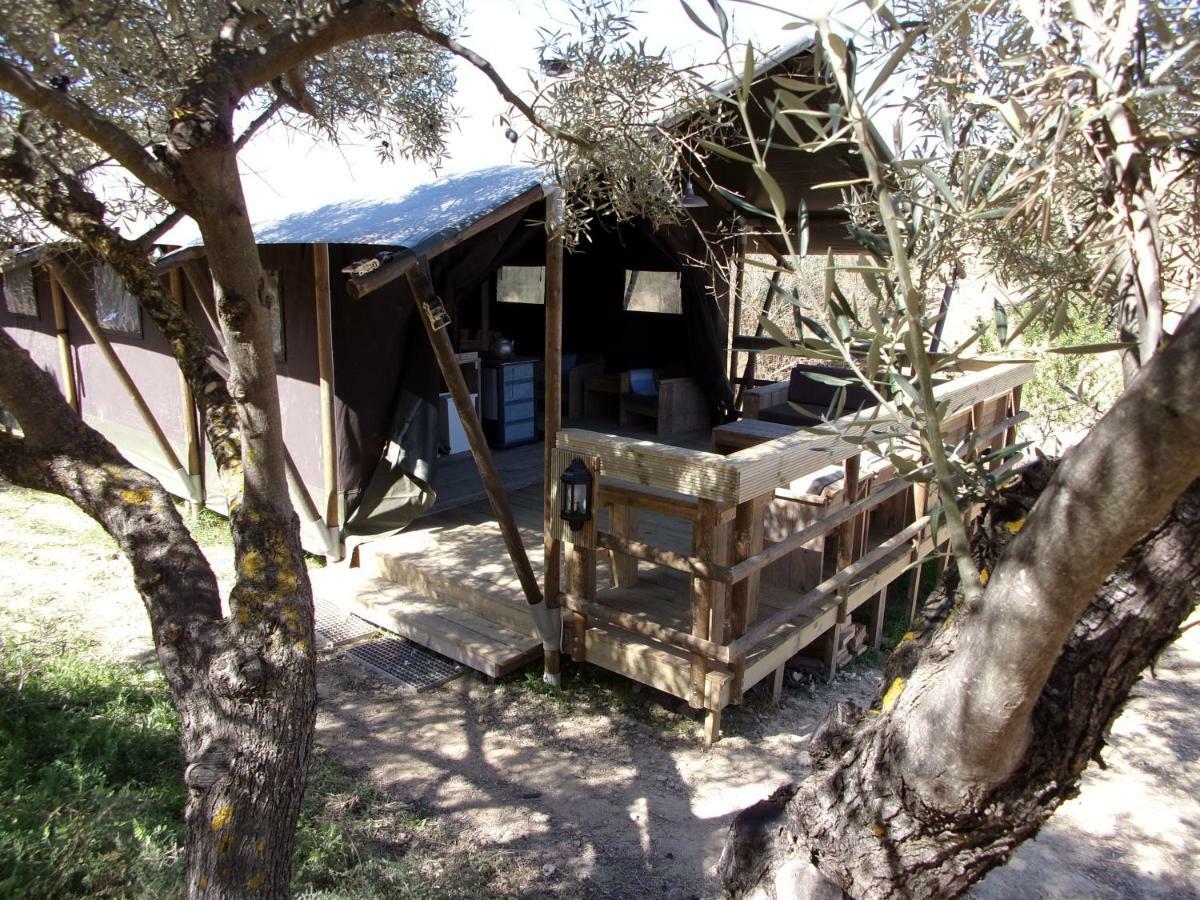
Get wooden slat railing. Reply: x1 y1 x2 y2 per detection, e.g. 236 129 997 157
555 363 1035 708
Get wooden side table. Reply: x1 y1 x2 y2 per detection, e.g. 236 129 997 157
582 373 622 418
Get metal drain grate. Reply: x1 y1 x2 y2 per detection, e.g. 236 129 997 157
313 598 378 647
345 638 464 692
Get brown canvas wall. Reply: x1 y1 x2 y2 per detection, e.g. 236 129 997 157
0 266 69 403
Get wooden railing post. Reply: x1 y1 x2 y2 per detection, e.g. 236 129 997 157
729 494 765 702
606 501 639 588
1005 385 1024 449
691 499 724 743
826 453 861 679
908 480 930 623
556 450 599 662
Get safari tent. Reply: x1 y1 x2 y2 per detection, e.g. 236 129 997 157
1 38 1034 742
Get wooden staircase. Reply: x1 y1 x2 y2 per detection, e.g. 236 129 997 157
311 521 548 678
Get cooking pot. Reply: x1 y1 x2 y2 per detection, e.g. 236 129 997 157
490 336 515 358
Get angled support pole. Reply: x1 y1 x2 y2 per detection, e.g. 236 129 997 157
47 257 195 501
405 255 545 618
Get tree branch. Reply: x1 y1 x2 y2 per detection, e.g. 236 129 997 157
133 97 284 247
0 329 222 632
210 0 593 151
235 96 286 151
0 56 185 207
224 0 425 97
404 20 597 150
0 132 243 493
901 303 1200 794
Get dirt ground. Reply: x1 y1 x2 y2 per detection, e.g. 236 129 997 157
2 480 1197 899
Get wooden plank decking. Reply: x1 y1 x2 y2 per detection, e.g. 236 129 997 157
313 426 716 679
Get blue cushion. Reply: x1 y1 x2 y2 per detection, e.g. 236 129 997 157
628 368 658 398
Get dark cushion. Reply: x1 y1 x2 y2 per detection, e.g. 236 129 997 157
786 364 882 412
757 402 829 426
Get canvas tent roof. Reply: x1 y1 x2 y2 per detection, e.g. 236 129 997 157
164 164 550 252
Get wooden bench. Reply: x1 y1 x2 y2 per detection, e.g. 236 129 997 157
712 418 797 454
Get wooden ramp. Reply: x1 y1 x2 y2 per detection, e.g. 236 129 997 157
311 520 550 678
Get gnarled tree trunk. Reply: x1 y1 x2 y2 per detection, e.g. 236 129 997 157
719 305 1200 899
0 322 317 898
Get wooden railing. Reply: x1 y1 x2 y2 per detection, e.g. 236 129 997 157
550 361 1035 723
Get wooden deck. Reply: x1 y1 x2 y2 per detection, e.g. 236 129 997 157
311 361 1034 743
314 425 714 678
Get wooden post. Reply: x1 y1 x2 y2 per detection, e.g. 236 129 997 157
1006 385 1024 448
480 282 490 345
181 260 223 342
170 269 202 511
690 499 719 709
692 499 724 744
727 234 746 392
772 664 786 705
908 481 930 623
968 400 987 460
606 502 639 588
48 259 187 479
406 262 543 607
825 453 862 679
313 244 340 543
866 586 887 650
543 190 566 682
47 271 78 412
562 453 599 662
729 494 765 702
732 271 781 412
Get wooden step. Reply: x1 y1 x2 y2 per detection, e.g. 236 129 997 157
359 521 547 639
309 568 541 679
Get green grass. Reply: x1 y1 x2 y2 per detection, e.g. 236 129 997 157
0 631 185 898
0 623 527 899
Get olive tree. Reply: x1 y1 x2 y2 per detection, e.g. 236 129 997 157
0 1 694 895
670 1 1200 896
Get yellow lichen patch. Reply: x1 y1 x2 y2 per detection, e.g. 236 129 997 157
120 486 154 505
881 677 906 712
942 610 956 629
211 804 234 830
870 823 885 837
247 873 267 890
198 875 209 889
218 835 233 852
979 567 989 585
1005 517 1026 534
256 840 266 853
240 550 266 581
277 567 299 595
899 630 918 644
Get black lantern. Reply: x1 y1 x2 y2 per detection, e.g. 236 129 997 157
680 177 709 209
559 457 593 532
